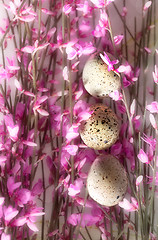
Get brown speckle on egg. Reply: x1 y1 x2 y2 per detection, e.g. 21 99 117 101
79 104 120 150
87 154 128 207
82 53 121 98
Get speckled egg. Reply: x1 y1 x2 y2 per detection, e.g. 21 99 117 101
87 154 128 207
82 53 121 98
79 104 120 150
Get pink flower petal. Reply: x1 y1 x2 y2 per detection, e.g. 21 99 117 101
14 79 23 91
149 114 157 129
130 99 136 116
63 66 69 81
36 96 48 105
64 145 78 156
4 206 19 223
36 108 49 116
32 179 44 196
27 221 39 232
66 46 77 60
110 142 122 155
7 177 21 195
143 1 152 11
114 35 124 45
63 4 72 15
153 65 158 84
13 216 27 226
67 213 81 226
23 91 35 97
0 197 5 205
29 212 45 217
68 179 83 197
0 155 7 163
109 90 122 101
90 0 105 8
1 233 11 240
21 45 34 53
146 101 158 113
119 198 138 211
7 125 19 142
138 149 149 164
136 175 143 186
22 140 37 147
18 15 36 22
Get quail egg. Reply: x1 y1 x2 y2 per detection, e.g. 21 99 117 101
82 53 121 98
79 104 120 150
87 154 128 207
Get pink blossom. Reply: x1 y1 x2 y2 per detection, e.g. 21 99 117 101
21 45 34 53
117 102 126 113
146 173 158 186
143 1 152 11
21 41 49 55
114 35 124 45
63 4 72 15
100 52 119 71
122 7 128 16
90 0 105 8
13 207 44 232
0 155 7 166
41 8 56 16
68 179 83 197
119 197 138 211
67 213 80 226
23 91 35 97
117 64 132 76
47 27 56 41
64 145 78 156
4 206 19 224
123 76 131 87
138 149 149 164
0 198 5 206
14 79 23 92
149 114 157 129
109 90 122 101
76 1 91 16
76 157 87 172
15 189 31 207
78 110 92 123
144 47 151 54
80 43 96 56
7 125 19 142
63 66 69 81
66 45 77 60
36 108 49 116
150 233 157 240
22 140 37 147
6 57 20 72
35 96 48 105
92 11 108 38
141 134 156 150
130 99 136 116
136 175 143 186
1 233 11 240
68 210 102 227
110 142 122 156
31 179 44 196
7 177 21 196
153 65 158 84
146 101 158 113
132 115 141 132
